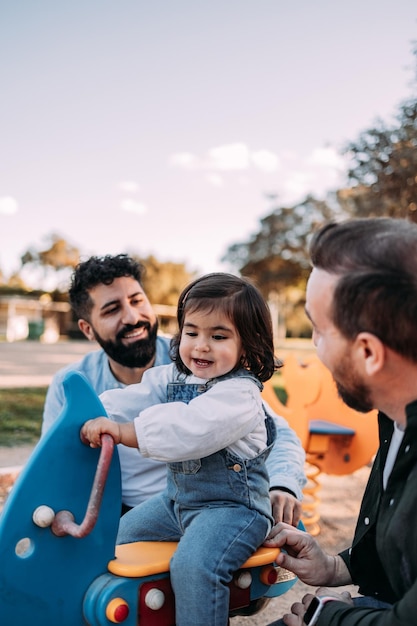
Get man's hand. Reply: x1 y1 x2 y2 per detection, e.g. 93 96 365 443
270 490 302 526
282 590 353 625
263 522 345 587
283 593 316 626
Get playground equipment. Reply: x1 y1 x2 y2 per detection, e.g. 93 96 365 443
262 353 379 535
0 372 299 626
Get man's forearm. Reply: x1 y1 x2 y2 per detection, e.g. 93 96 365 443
325 554 353 587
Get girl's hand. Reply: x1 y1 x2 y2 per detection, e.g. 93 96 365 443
80 417 121 448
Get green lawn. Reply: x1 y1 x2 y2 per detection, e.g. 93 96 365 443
0 377 286 448
272 373 287 405
0 388 47 446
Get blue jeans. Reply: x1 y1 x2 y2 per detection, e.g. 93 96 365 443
266 595 393 625
117 375 275 625
118 494 270 626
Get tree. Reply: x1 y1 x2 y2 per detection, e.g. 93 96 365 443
21 234 80 270
340 101 417 220
129 254 195 306
223 194 345 338
20 233 80 292
341 46 417 220
223 195 340 297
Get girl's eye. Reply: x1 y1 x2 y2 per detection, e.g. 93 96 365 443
185 332 197 337
213 334 226 341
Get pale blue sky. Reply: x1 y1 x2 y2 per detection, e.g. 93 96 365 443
1 1 416 287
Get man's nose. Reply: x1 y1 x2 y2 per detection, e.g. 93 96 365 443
121 305 140 325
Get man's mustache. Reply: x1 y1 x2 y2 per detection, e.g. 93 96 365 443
116 321 150 340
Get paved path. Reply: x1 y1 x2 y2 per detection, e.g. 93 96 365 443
0 339 95 388
0 338 314 389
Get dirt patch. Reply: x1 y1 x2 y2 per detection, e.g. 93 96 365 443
0 445 35 509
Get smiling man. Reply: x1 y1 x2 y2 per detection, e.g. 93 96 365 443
41 254 172 514
42 254 306 519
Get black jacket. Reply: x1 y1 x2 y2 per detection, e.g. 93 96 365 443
318 401 417 625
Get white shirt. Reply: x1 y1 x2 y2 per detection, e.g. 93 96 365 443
383 421 405 490
101 363 267 462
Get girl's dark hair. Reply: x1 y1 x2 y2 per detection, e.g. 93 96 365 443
69 254 144 321
309 217 417 362
170 273 281 381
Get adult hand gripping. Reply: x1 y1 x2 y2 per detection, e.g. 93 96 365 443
263 522 347 587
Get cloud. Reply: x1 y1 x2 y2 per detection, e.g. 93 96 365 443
0 196 18 215
119 181 140 193
169 152 198 170
307 146 345 169
206 173 224 187
120 199 147 215
170 142 346 202
278 147 347 204
282 171 315 200
250 150 280 172
170 142 280 174
207 143 250 171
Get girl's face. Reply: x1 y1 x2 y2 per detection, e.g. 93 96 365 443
179 307 244 379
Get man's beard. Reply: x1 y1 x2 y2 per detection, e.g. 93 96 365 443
335 380 374 413
333 354 374 413
93 320 159 368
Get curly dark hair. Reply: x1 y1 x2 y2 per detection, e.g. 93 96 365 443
69 254 145 320
170 273 281 382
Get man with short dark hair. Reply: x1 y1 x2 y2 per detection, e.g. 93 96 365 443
43 254 306 519
266 217 417 625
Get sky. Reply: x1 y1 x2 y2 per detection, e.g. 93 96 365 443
1 1 416 289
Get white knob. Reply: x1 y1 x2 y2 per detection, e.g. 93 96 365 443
144 588 165 610
33 505 56 527
235 571 252 589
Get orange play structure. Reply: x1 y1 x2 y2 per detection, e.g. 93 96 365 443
262 353 379 534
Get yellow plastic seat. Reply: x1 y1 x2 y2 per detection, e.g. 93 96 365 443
108 541 280 578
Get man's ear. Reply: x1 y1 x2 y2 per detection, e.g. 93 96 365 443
355 332 385 376
78 319 95 342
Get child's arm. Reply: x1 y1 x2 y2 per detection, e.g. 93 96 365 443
81 417 138 449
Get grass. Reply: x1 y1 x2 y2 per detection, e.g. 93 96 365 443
271 372 288 405
0 388 47 446
0 377 286 448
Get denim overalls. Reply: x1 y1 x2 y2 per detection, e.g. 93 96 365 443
117 369 276 626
